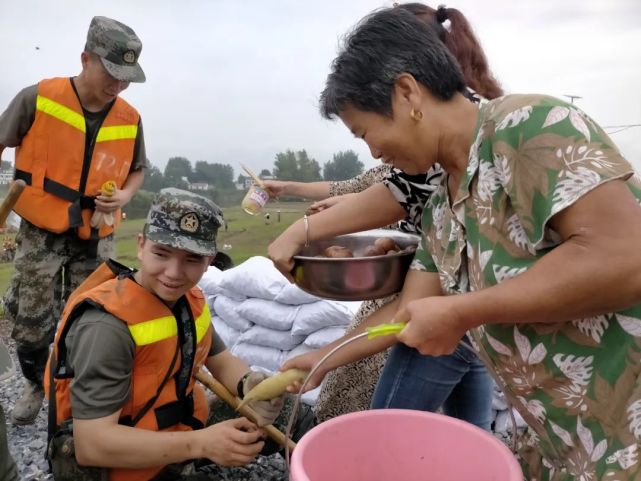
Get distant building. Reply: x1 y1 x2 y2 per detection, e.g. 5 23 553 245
243 175 274 189
0 168 13 185
188 182 210 191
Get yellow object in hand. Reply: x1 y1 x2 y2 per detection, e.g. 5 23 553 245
101 180 117 197
90 180 117 228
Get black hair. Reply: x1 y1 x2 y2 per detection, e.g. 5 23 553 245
210 252 234 271
320 7 466 119
396 3 503 99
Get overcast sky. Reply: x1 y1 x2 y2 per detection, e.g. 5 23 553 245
1 0 640 177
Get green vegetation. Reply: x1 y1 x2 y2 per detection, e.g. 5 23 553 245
141 149 364 196
0 202 308 295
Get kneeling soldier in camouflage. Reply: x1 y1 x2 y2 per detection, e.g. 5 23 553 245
46 188 284 481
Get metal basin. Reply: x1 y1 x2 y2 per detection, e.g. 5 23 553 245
292 229 420 301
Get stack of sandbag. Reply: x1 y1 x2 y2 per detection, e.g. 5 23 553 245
198 256 361 405
491 381 527 437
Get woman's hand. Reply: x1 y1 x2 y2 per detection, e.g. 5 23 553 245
395 296 469 356
267 223 306 281
198 418 265 467
261 180 289 199
280 350 326 393
307 193 356 215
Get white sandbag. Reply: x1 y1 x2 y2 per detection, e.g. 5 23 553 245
199 266 224 294
199 267 246 301
212 316 241 350
304 326 346 349
219 256 288 300
236 298 301 331
494 410 511 435
237 324 305 351
5 211 20 231
231 342 286 373
493 408 528 434
274 283 321 305
284 343 315 361
291 301 353 336
213 296 253 331
337 301 363 315
301 386 321 406
492 389 508 412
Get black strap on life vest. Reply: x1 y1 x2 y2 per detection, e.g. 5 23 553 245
14 169 96 230
150 392 204 431
118 335 181 429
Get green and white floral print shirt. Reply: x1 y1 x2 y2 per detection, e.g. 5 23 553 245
413 94 641 481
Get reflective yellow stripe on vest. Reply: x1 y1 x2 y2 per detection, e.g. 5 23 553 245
128 304 212 346
36 95 86 133
96 124 138 143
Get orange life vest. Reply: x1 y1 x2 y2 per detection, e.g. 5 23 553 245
14 77 139 239
46 260 213 481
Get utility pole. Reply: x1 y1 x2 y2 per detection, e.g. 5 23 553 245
563 94 582 104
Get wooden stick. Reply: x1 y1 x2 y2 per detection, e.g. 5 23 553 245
195 371 296 452
240 163 265 189
0 180 26 227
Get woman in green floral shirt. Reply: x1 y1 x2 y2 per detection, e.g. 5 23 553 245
309 7 641 481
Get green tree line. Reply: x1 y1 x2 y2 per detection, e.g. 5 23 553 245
126 149 365 218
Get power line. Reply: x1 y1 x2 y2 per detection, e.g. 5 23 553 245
603 124 641 135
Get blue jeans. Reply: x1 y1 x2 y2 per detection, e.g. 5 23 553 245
371 337 493 431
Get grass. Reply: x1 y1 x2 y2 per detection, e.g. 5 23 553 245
0 201 309 295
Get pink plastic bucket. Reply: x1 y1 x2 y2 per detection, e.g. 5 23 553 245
290 409 523 481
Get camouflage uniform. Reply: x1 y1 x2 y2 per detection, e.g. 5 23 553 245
84 16 146 83
48 188 227 481
5 221 114 351
0 15 147 426
144 188 223 255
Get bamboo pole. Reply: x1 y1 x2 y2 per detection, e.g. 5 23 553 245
195 371 296 452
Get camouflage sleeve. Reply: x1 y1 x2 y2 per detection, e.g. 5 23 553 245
328 164 392 196
0 85 37 147
66 309 135 419
129 118 148 172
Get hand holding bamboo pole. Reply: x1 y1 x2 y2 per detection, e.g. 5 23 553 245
195 370 296 452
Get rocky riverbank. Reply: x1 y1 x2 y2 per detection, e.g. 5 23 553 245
1 318 288 481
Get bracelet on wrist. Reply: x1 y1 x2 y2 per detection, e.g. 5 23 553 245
237 371 252 399
303 214 310 248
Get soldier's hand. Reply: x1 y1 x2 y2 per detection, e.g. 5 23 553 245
95 189 131 213
198 418 265 466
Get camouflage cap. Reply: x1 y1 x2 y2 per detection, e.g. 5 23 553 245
85 16 146 83
144 188 224 256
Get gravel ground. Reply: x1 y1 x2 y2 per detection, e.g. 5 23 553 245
2 316 521 480
1 318 288 481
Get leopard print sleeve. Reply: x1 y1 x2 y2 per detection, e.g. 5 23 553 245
329 164 393 196
383 165 444 234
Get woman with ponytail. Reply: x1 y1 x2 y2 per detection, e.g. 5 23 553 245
275 3 503 431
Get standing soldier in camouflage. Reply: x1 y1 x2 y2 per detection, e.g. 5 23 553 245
0 16 148 425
